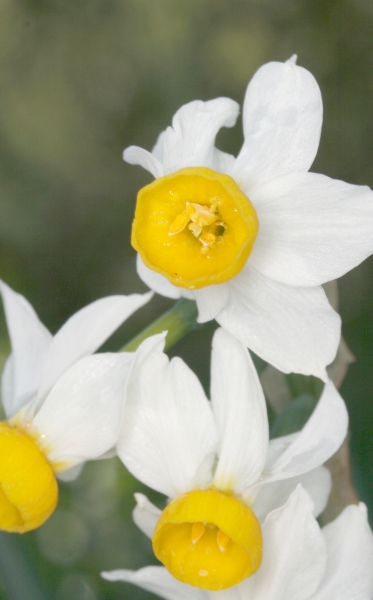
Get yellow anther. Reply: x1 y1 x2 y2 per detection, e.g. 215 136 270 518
0 422 58 533
169 211 191 236
186 202 218 227
152 489 262 591
191 521 205 544
132 167 259 290
189 223 202 237
199 232 216 247
217 528 231 552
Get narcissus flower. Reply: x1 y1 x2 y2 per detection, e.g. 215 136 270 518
124 57 373 379
0 281 151 533
114 328 347 591
103 487 373 600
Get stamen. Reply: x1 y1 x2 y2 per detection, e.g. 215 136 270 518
169 200 225 253
169 211 191 235
191 521 205 544
186 202 218 227
199 232 216 247
217 529 231 552
189 223 202 237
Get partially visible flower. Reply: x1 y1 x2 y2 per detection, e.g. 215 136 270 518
124 56 373 379
0 280 151 533
114 328 347 591
103 487 373 600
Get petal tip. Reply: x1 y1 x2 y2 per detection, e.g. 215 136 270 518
286 54 298 65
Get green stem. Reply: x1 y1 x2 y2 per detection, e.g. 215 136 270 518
121 298 201 352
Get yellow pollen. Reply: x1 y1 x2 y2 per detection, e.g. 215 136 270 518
0 422 58 533
152 489 262 591
131 167 259 290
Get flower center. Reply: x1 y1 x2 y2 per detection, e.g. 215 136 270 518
152 489 262 591
131 167 259 290
0 422 58 533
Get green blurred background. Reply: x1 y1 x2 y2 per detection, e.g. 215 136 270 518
0 0 373 598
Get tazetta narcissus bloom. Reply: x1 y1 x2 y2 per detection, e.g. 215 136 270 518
0 280 151 533
103 487 373 600
124 56 373 379
113 328 348 591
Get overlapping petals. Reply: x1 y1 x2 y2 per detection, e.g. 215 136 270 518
125 57 373 378
103 488 373 600
117 327 347 518
0 280 152 472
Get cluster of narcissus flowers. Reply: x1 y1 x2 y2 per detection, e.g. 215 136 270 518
1 55 373 599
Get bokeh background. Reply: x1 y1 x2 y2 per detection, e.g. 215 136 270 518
0 0 373 598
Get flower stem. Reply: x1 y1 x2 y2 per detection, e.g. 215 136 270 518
121 298 201 352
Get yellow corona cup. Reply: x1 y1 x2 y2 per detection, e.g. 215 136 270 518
0 422 58 533
152 489 262 591
131 167 259 290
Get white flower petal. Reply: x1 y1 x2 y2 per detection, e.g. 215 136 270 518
212 148 236 173
262 381 348 485
117 336 218 498
123 145 164 178
194 284 229 323
162 98 239 174
252 466 331 521
209 588 246 600
33 353 133 467
230 57 322 190
211 328 268 493
102 566 205 600
216 266 340 380
136 255 186 299
37 292 152 404
0 281 52 417
152 130 166 162
249 172 373 287
133 492 161 539
57 463 84 482
310 503 373 600
246 486 327 600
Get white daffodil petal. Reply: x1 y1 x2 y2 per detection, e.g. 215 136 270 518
249 172 373 287
133 492 162 539
252 466 332 521
211 328 268 493
37 292 152 404
102 566 206 600
310 503 373 600
57 463 84 482
33 353 133 467
212 148 236 173
246 486 327 600
118 337 218 498
265 381 348 484
216 266 340 379
152 130 166 162
136 255 188 299
209 588 245 600
162 98 240 174
230 57 322 190
0 280 52 417
123 145 164 179
194 284 229 323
